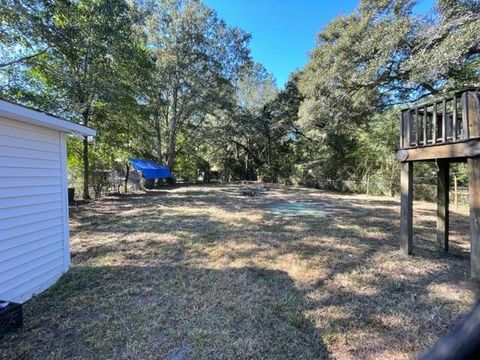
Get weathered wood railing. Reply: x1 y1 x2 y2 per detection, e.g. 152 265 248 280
400 90 480 149
397 89 480 280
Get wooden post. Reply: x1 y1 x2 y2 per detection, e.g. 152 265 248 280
454 174 458 211
437 160 449 251
468 157 480 279
462 92 469 140
400 161 413 255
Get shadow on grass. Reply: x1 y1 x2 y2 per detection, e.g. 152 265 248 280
33 184 478 358
69 183 474 271
0 265 330 360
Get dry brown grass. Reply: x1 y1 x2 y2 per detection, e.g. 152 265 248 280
1 184 478 359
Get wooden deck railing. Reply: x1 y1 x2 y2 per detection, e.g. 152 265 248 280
400 90 480 149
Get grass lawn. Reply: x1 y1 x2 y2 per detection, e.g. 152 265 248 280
1 184 478 359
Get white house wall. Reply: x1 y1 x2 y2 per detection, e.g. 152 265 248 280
0 115 69 303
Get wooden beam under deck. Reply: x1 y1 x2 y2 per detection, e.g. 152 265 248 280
468 157 480 279
437 160 449 252
400 162 413 255
396 138 480 162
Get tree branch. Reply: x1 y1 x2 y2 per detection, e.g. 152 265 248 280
0 48 49 69
229 139 264 166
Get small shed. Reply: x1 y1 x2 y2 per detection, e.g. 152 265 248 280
0 99 95 303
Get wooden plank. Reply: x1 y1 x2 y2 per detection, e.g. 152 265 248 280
423 106 427 145
437 160 449 251
467 91 480 138
400 161 413 255
453 96 457 141
407 110 413 146
462 92 470 140
401 110 411 148
468 157 480 278
415 107 419 146
395 139 480 162
442 99 447 143
400 111 405 148
433 102 437 144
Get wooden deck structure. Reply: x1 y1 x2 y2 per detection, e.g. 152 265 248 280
395 90 480 278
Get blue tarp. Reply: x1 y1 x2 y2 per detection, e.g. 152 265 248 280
130 158 172 179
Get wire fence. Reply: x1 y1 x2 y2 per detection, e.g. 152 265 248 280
414 184 469 209
68 165 470 208
303 176 470 208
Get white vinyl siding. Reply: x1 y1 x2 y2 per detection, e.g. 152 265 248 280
0 115 68 303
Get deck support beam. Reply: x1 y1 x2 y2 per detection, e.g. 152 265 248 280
400 162 413 255
437 160 449 251
395 139 480 163
468 157 480 279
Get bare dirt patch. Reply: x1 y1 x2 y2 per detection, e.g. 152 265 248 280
1 184 478 359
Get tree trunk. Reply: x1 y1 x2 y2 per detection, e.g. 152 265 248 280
154 113 162 163
267 130 272 181
245 139 250 180
82 135 90 200
81 108 91 200
167 123 176 170
124 164 129 194
167 87 178 174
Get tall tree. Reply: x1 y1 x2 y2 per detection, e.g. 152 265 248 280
139 0 250 172
1 0 151 199
299 0 480 132
296 0 480 188
231 63 278 179
209 64 306 182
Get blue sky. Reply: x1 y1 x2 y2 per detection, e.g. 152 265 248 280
203 0 436 88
